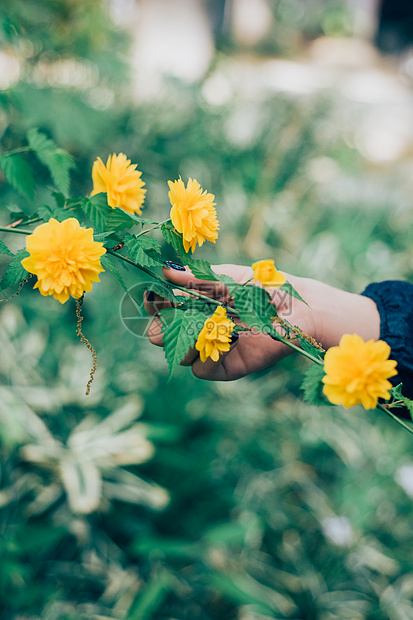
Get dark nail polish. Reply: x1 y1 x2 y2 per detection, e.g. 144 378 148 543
146 290 155 302
164 261 186 271
229 331 239 344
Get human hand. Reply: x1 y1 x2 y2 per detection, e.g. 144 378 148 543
144 263 380 381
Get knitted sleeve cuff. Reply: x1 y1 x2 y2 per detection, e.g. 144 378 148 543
361 281 413 401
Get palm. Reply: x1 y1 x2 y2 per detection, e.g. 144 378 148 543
145 264 316 381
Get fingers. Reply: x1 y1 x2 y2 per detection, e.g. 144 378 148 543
162 265 228 301
147 316 164 347
191 332 240 381
162 263 254 302
144 290 172 316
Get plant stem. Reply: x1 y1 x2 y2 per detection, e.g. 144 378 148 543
133 218 171 239
270 333 324 365
377 403 413 435
1 146 32 156
0 224 328 366
0 226 33 235
0 225 405 405
106 249 161 280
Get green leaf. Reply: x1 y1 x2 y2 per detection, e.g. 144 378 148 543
106 208 153 231
124 233 164 268
161 221 190 259
0 248 29 291
101 254 129 293
218 273 237 286
390 383 403 400
0 154 35 201
146 281 177 303
175 295 217 313
81 194 110 233
93 231 115 242
0 239 13 256
158 307 178 327
280 280 309 307
185 258 218 281
52 191 66 209
301 363 333 407
389 383 413 421
160 308 206 378
27 128 75 195
233 285 277 331
106 208 137 231
37 204 73 223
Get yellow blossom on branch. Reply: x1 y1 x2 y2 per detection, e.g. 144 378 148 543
168 177 219 253
91 153 146 214
252 259 286 288
196 306 235 362
322 333 397 410
21 218 106 304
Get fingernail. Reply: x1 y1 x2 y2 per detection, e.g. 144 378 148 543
146 290 155 302
229 331 239 344
164 261 186 271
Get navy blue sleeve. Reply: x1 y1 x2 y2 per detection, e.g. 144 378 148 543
361 281 413 414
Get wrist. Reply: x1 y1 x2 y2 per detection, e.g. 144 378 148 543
312 283 380 349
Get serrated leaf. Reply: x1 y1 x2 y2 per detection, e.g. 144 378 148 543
146 281 177 303
93 231 115 242
52 191 66 209
218 273 237 286
124 233 164 268
176 296 216 313
0 239 13 256
160 308 206 377
161 221 190 259
158 307 178 327
389 383 413 420
106 208 137 231
390 383 403 400
301 363 333 407
81 194 110 233
186 258 218 281
100 254 129 293
0 154 35 200
233 285 277 331
27 128 75 195
37 204 73 223
280 281 309 307
0 248 29 291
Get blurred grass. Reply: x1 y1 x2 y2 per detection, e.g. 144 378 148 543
2 1 413 619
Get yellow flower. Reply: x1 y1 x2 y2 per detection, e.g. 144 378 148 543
252 259 286 288
21 218 106 304
195 306 235 363
322 333 397 410
91 153 146 215
168 177 219 253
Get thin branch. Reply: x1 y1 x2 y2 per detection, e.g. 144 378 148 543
377 403 413 436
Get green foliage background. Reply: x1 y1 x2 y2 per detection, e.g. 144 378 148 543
1 1 413 618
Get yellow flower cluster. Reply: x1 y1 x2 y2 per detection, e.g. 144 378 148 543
91 153 146 215
195 306 235 362
15 150 404 419
168 177 219 253
22 218 106 304
322 333 397 410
